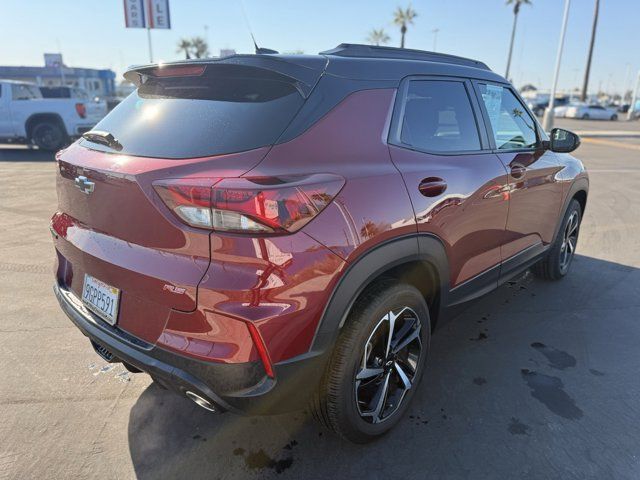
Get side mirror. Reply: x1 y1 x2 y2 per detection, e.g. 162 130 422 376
549 128 580 153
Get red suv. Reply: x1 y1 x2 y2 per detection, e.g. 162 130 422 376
52 44 588 443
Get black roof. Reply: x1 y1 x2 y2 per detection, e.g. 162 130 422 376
318 44 505 84
125 44 506 87
320 44 490 70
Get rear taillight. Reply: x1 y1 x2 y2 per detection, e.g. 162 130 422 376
153 174 344 234
75 103 86 118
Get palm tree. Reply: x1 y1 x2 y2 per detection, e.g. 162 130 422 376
176 38 192 59
580 0 599 101
393 6 418 49
367 28 390 46
191 37 210 59
504 0 531 80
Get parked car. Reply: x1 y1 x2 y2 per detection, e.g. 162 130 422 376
527 96 569 117
617 103 630 113
52 44 588 443
554 101 584 118
565 104 618 120
0 80 103 150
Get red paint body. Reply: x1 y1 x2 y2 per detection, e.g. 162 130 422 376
52 64 587 405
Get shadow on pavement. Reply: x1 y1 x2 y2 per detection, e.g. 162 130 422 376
0 146 56 162
128 254 640 479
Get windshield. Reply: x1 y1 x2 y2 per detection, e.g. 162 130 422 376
81 65 305 159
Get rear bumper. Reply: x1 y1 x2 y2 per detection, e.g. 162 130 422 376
54 282 328 415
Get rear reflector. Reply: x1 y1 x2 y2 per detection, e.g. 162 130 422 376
153 174 344 234
246 322 275 379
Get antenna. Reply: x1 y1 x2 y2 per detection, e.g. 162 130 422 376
239 0 278 55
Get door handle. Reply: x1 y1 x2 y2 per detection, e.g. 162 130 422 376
510 164 526 179
418 177 447 197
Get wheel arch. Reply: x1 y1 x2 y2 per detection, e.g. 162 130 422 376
310 234 449 355
553 178 589 244
25 113 67 139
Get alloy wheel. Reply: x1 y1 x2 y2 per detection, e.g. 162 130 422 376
355 306 422 424
560 211 579 272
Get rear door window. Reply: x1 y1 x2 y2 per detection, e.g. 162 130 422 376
399 80 481 153
12 84 42 100
82 65 306 159
478 84 538 150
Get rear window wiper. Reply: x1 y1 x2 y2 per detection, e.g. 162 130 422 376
82 130 123 151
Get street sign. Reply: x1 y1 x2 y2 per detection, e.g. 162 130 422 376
123 0 170 29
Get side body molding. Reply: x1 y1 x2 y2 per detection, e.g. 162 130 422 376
310 234 449 355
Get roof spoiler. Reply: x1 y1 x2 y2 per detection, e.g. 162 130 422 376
124 55 328 98
320 43 490 71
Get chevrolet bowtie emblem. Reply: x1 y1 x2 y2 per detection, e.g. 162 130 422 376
74 175 95 194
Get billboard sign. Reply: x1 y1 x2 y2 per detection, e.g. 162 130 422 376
147 0 171 29
124 0 170 29
44 53 64 68
123 0 146 28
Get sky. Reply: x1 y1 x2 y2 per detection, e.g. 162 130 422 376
2 0 639 95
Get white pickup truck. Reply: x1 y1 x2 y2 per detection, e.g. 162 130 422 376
0 80 106 150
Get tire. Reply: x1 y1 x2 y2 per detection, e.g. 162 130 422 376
31 121 67 151
581 113 590 120
531 199 582 280
311 280 431 443
611 114 618 121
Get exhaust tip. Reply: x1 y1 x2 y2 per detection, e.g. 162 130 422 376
186 391 216 412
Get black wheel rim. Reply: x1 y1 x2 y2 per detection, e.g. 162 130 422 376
354 306 422 424
560 211 579 272
35 125 61 150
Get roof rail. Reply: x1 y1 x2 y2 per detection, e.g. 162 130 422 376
319 43 490 71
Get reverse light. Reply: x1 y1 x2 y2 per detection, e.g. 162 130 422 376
153 174 344 234
75 103 86 118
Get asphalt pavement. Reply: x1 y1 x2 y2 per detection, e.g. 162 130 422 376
1 123 639 479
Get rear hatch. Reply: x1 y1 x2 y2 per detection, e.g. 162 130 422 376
53 55 325 344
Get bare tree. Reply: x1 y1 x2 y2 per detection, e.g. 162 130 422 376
505 0 531 80
393 5 418 49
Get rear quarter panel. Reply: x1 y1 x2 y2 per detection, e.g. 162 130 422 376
197 88 418 362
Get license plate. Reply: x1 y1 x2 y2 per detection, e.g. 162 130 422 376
82 274 120 325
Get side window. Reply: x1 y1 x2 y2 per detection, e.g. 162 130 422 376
11 84 40 100
400 80 481 153
478 84 538 150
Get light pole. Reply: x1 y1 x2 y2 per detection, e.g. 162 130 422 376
542 0 571 132
627 71 640 121
580 0 599 101
623 63 631 103
431 28 440 52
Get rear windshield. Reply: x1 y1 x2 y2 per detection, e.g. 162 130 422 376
81 65 305 159
40 87 71 98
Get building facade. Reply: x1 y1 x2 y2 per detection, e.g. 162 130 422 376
0 55 116 98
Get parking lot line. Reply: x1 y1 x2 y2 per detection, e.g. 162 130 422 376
581 137 640 151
